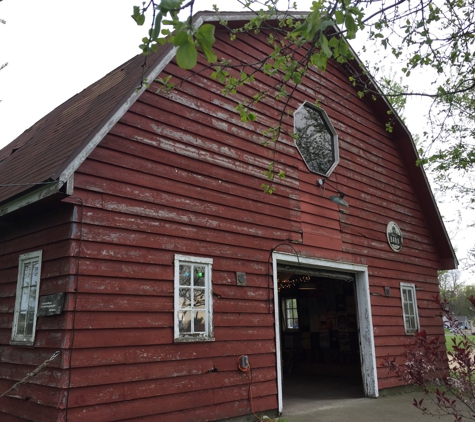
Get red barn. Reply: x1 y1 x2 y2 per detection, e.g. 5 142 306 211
0 11 456 422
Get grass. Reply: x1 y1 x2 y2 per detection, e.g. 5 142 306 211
445 332 475 353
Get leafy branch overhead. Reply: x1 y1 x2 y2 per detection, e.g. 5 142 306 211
132 0 216 69
132 0 475 198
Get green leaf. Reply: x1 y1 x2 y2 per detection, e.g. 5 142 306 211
176 40 198 69
159 0 182 14
132 6 145 26
311 53 327 71
345 14 357 39
328 36 339 47
151 13 163 40
292 72 302 84
335 10 344 25
173 30 189 47
319 19 335 31
320 34 332 58
195 24 217 63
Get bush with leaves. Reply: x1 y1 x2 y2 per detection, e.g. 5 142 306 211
386 295 475 421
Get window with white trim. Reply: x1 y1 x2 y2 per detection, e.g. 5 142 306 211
174 255 214 342
294 102 339 177
11 250 43 345
282 298 299 331
400 283 420 335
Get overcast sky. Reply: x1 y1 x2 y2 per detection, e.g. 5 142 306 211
0 1 151 147
0 1 472 272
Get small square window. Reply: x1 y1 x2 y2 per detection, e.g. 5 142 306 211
400 283 420 335
11 250 43 345
174 255 214 342
282 298 299 331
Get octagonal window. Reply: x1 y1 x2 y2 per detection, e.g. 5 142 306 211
294 102 339 177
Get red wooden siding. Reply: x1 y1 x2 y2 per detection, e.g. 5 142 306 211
62 27 444 419
0 22 446 421
0 204 75 421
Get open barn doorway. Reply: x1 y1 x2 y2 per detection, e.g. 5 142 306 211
272 253 378 413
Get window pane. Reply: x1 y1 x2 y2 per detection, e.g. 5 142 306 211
193 288 206 309
193 311 206 332
20 285 30 312
401 284 418 334
178 311 192 333
179 288 191 309
295 106 336 175
28 285 37 310
17 311 27 335
402 289 407 302
23 263 32 287
284 298 299 330
31 261 40 286
194 266 205 287
25 310 35 336
179 265 191 286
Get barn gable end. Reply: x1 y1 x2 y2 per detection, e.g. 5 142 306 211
0 12 456 422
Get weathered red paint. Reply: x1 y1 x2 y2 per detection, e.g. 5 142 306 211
0 17 454 422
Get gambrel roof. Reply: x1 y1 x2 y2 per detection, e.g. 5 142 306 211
0 11 457 269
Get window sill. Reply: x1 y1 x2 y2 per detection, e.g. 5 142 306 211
174 336 215 343
10 340 35 346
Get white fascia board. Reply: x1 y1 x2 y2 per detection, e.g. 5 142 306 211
58 47 178 183
0 175 74 217
0 181 63 217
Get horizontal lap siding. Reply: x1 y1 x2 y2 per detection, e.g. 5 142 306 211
56 26 444 421
65 29 302 421
291 38 443 390
0 204 75 421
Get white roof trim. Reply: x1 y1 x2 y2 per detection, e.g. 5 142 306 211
58 11 303 183
58 46 178 183
56 11 310 185
0 181 64 216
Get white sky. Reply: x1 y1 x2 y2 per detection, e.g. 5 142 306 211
0 0 472 276
0 0 149 146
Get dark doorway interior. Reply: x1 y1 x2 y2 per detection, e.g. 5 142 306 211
278 265 365 403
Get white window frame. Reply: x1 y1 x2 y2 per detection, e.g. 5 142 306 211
282 297 299 331
174 254 214 342
11 250 43 345
400 283 420 335
293 101 339 177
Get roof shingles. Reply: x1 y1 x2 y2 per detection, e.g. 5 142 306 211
0 50 164 205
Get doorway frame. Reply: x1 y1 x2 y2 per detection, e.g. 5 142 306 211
273 252 379 413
